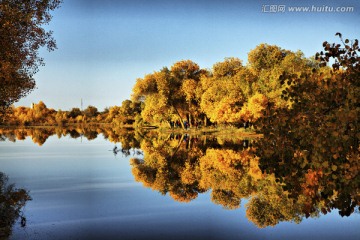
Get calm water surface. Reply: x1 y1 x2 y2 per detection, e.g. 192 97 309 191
0 129 359 240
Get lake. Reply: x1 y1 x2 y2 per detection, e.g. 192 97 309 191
0 127 359 240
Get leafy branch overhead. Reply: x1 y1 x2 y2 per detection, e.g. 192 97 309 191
0 0 62 109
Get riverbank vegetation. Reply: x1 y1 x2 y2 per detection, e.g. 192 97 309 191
2 34 359 138
1 99 142 127
1 0 358 233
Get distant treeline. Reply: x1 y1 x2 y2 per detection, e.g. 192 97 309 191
2 100 142 127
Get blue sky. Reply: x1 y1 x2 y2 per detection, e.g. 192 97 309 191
16 0 360 111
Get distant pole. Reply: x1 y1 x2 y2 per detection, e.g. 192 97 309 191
81 98 83 111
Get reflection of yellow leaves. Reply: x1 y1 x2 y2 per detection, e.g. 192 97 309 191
346 150 359 163
248 157 263 181
199 148 258 197
169 190 198 203
322 161 329 168
181 163 197 185
329 190 338 201
345 174 352 180
331 165 337 171
300 160 308 169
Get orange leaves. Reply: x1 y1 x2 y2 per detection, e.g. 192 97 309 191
214 97 242 124
301 169 323 197
8 101 56 125
239 93 268 122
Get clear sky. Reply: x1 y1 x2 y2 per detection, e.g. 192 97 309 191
16 0 360 111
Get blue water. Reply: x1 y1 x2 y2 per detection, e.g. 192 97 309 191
1 135 359 240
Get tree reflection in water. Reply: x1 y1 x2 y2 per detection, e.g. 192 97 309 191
128 130 359 228
0 172 31 239
0 126 358 228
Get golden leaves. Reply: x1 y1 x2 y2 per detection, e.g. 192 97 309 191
239 93 268 122
331 165 338 171
181 79 198 102
212 57 243 78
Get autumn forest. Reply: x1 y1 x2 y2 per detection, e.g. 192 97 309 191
2 35 359 135
2 34 359 230
1 0 360 239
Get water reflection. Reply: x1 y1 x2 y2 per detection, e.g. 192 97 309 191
0 127 141 148
0 172 31 239
128 131 359 228
112 145 143 157
0 127 358 229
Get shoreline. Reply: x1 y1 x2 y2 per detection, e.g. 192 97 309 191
0 124 263 138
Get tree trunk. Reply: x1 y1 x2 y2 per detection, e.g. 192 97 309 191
172 104 185 129
188 113 192 128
